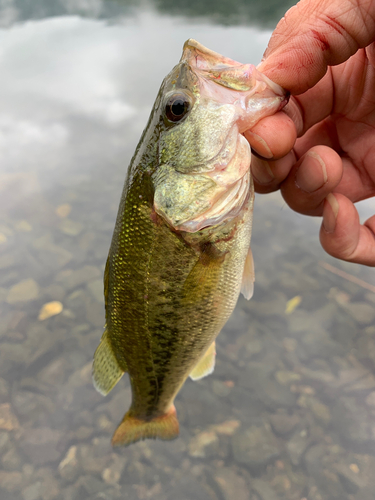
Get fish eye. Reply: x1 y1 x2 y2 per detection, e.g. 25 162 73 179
165 93 191 123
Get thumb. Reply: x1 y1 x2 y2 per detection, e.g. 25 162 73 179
258 0 375 94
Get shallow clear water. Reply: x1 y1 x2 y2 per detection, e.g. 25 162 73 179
1 2 375 500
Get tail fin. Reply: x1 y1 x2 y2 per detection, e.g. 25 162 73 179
111 405 179 447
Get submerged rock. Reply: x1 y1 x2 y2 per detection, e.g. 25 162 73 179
210 468 249 500
232 424 280 471
6 279 39 303
269 412 300 436
0 403 19 431
20 428 63 465
58 446 79 483
251 479 278 500
286 429 311 466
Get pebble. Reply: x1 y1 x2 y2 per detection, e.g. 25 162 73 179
79 443 111 474
0 471 24 493
56 265 101 290
286 429 311 466
22 481 42 500
212 380 232 398
274 370 301 385
38 301 63 321
6 279 39 303
164 476 214 500
232 424 280 471
188 430 219 458
344 302 375 325
74 475 107 496
332 397 372 447
251 479 279 500
12 390 54 419
0 431 11 454
101 455 127 485
16 220 32 232
239 362 297 410
2 446 23 471
43 284 66 301
87 279 104 303
269 412 300 436
0 403 19 431
332 463 366 494
0 253 16 270
297 395 331 426
59 219 83 236
33 237 73 269
270 474 292 495
211 468 249 500
58 446 79 483
365 391 375 407
346 373 375 392
37 358 70 386
20 428 63 465
56 204 72 218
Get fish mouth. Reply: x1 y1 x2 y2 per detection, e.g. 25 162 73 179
176 133 251 232
176 169 251 233
154 133 252 233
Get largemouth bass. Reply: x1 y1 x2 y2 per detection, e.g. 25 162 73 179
93 39 287 447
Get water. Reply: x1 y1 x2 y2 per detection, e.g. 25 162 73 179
1 1 375 499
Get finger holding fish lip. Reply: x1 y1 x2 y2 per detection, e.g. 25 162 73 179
251 151 295 193
245 110 297 160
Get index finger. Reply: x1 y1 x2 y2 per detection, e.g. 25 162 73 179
257 0 375 94
248 70 333 159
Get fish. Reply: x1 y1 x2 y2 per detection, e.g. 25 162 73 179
92 39 287 447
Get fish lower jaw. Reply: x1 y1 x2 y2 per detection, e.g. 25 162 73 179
175 171 251 233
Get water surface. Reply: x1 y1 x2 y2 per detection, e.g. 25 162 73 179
1 2 375 500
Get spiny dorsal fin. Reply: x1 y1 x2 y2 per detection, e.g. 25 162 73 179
92 329 125 396
241 246 255 300
190 341 216 381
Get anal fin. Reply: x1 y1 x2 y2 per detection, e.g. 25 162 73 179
241 246 255 300
92 328 125 396
190 341 216 381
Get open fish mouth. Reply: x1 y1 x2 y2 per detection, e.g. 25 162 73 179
176 168 251 232
153 133 252 233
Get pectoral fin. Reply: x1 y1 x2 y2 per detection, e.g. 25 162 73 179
182 243 225 305
190 341 216 380
92 329 125 396
241 246 255 300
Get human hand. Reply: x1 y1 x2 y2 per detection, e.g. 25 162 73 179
246 0 375 266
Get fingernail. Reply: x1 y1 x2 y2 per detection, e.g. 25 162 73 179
323 193 339 233
295 151 327 193
251 156 275 184
245 131 273 159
